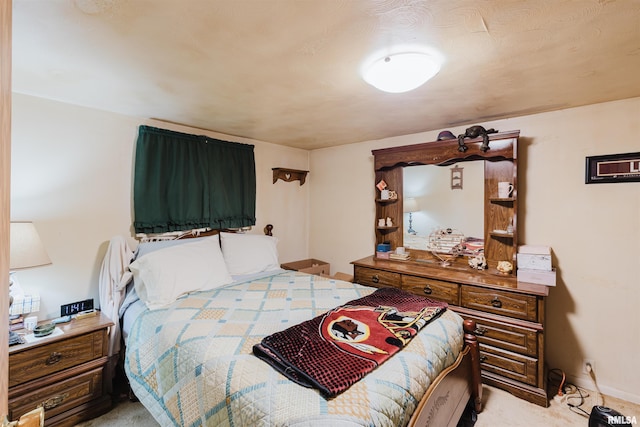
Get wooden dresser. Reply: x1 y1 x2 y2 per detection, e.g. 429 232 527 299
8 313 114 426
353 255 548 407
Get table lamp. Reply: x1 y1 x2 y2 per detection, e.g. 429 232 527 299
9 221 51 345
404 198 419 235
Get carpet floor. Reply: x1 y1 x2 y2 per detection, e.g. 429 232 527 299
75 385 640 426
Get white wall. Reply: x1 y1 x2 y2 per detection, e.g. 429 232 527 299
11 93 310 320
309 97 640 403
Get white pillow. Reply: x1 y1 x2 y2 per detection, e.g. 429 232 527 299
129 236 232 310
220 232 279 275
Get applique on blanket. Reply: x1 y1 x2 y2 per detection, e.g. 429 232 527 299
253 287 447 397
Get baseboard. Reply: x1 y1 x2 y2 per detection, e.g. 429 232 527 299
567 374 640 405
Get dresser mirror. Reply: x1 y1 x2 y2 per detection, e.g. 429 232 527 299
372 130 519 268
403 161 484 251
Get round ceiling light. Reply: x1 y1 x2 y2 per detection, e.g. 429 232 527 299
363 51 441 93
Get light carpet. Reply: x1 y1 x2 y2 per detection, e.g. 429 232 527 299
75 385 640 426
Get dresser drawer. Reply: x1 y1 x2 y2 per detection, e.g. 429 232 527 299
8 364 104 421
461 313 538 357
402 275 459 305
9 331 106 387
354 266 401 288
461 286 538 322
479 344 538 387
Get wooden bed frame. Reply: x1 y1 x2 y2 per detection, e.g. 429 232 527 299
408 318 483 427
130 225 483 426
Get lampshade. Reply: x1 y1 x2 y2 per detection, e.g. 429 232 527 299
404 198 419 213
363 52 441 93
10 222 52 270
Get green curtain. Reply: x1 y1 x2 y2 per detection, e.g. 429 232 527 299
133 125 256 234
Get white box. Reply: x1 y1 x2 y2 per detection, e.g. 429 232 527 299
517 281 549 296
517 253 552 271
517 268 556 286
518 245 551 255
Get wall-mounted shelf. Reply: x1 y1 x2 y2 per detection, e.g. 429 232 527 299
272 168 309 185
377 226 399 231
490 231 514 238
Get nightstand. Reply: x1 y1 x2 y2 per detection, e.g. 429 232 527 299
8 312 114 427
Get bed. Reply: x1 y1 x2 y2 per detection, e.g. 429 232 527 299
107 229 482 426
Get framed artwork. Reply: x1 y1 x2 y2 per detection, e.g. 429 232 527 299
585 152 640 184
450 165 463 189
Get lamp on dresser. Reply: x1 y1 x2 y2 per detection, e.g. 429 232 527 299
8 221 51 345
404 197 418 235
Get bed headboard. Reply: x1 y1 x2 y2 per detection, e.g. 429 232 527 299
137 224 273 243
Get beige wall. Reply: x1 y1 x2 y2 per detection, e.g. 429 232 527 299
309 97 640 403
10 93 310 321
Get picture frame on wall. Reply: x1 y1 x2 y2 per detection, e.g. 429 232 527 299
585 152 640 184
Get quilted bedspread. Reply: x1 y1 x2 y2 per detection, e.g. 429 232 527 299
125 271 463 427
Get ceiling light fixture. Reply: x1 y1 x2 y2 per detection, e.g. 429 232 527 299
362 51 441 93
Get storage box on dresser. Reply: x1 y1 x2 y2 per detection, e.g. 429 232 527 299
356 130 549 407
8 313 114 427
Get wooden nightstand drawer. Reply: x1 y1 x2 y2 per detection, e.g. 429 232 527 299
402 275 459 305
461 312 538 357
9 330 106 387
461 286 538 321
354 266 401 288
479 344 538 387
8 314 114 427
8 362 105 421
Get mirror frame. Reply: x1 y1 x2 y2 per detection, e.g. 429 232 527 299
372 130 520 270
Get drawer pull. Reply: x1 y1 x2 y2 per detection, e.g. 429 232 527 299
372 274 379 284
42 393 69 410
479 355 488 363
474 327 488 336
491 297 502 308
422 285 432 295
46 352 63 365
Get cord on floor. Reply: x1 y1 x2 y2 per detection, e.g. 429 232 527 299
547 368 604 418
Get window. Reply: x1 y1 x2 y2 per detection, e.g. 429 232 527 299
133 126 256 234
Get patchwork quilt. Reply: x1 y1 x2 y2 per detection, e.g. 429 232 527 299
125 271 463 427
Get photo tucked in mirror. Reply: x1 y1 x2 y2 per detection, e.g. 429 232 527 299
403 162 485 252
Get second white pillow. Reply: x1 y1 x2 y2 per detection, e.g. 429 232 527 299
220 232 280 275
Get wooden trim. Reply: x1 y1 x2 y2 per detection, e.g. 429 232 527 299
1 0 12 417
372 130 519 171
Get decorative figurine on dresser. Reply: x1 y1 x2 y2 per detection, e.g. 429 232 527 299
353 130 550 407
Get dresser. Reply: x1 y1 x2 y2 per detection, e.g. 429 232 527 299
353 255 548 407
8 313 114 426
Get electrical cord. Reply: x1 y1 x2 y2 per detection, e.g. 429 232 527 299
585 362 604 407
547 368 566 396
564 383 590 417
547 367 603 418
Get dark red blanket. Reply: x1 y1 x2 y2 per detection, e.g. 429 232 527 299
253 287 447 397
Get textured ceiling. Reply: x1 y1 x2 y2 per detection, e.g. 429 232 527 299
12 0 640 149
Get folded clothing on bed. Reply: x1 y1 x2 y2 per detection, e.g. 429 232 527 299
253 286 447 397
